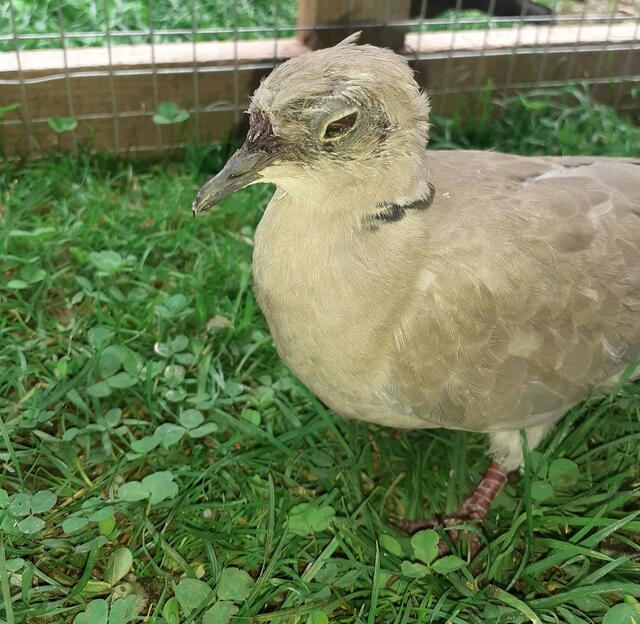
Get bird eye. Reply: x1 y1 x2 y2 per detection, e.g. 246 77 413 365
322 111 359 141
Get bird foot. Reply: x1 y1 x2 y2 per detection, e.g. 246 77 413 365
389 459 508 558
389 513 472 533
389 513 482 556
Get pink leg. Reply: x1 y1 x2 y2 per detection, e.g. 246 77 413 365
458 459 507 520
391 460 507 556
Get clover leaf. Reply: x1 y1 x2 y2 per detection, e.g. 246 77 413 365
217 567 254 601
48 116 78 133
117 471 178 505
289 503 335 535
153 102 190 125
410 529 439 565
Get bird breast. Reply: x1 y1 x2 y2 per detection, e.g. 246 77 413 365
250 155 640 434
251 191 435 428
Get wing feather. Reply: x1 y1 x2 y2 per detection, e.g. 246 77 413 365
389 151 640 432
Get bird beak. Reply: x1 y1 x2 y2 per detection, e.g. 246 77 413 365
192 148 272 216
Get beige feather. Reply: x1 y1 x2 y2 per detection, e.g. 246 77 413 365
195 41 640 472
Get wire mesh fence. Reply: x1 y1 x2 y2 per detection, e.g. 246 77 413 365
1 0 638 157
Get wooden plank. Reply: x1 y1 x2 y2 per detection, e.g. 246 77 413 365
0 68 264 156
406 23 639 117
0 38 305 157
0 38 306 74
297 0 412 50
405 22 640 53
0 24 637 158
1 22 632 75
414 49 639 118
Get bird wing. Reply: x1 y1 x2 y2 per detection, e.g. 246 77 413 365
387 150 640 432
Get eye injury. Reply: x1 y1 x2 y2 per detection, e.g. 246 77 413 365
323 111 359 140
246 110 286 155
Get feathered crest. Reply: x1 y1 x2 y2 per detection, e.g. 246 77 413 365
336 31 362 46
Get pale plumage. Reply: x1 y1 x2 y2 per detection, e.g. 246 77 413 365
193 36 640 535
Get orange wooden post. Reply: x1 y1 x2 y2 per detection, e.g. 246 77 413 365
297 0 412 50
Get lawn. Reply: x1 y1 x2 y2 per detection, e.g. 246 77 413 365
0 0 587 51
1 0 296 50
1 90 640 624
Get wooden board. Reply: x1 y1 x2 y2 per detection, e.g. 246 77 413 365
297 0 412 50
0 23 637 157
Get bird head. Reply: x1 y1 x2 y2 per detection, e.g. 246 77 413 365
193 34 431 215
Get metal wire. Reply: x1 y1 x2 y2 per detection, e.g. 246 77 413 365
1 0 638 157
562 0 593 84
146 0 162 148
382 0 390 46
56 0 78 153
414 0 430 57
232 0 240 129
190 0 200 140
614 7 640 108
272 0 280 61
471 0 498 100
593 0 622 82
440 0 465 114
1 12 637 46
3 40 638 89
7 0 33 152
3 67 635 128
504 0 532 90
102 0 120 151
534 0 562 87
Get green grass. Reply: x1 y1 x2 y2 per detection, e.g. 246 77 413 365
430 86 640 154
1 91 640 624
0 1 505 52
1 0 297 51
1 0 588 51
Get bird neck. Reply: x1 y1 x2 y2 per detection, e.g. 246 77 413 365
276 147 433 226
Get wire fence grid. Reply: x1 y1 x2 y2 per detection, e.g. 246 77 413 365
0 0 638 157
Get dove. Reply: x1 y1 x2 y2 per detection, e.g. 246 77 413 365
193 34 640 545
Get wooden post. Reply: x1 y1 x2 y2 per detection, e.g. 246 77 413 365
297 0 412 50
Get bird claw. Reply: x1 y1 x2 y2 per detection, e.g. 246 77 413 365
387 514 441 534
388 460 508 559
388 512 474 531
388 513 481 556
